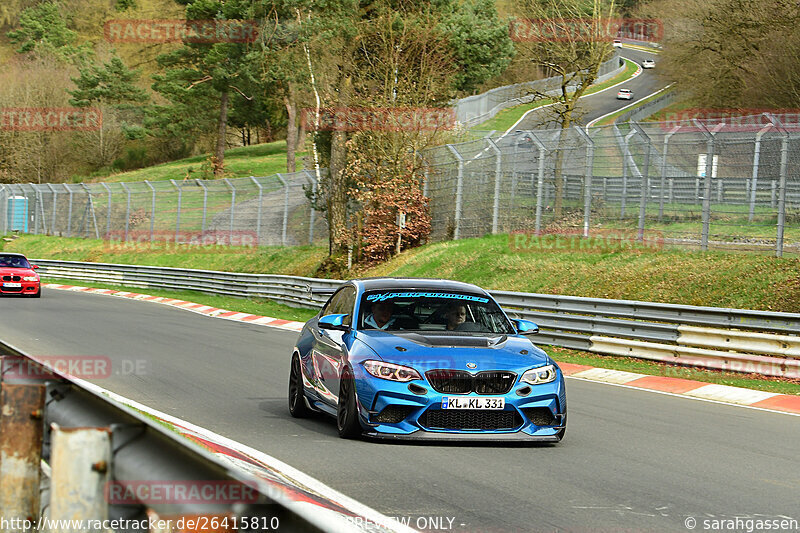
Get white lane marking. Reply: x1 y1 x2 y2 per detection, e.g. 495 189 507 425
70 377 416 533
571 367 645 384
684 384 779 405
621 43 660 55
565 376 800 417
585 83 674 131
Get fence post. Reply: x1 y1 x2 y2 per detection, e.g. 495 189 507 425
196 179 208 232
0 380 46 521
80 183 100 239
120 182 131 242
661 125 681 221
224 178 236 239
692 120 721 250
621 130 636 219
276 173 290 246
0 186 7 235
32 186 40 235
144 179 155 242
446 144 464 239
47 183 58 235
100 182 112 239
49 424 111 525
527 133 547 235
65 184 73 237
250 176 263 246
630 123 652 242
303 170 317 244
764 114 789 257
170 179 182 243
486 138 502 234
574 126 595 238
750 123 773 222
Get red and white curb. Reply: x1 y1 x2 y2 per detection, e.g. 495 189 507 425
45 284 800 416
44 283 306 333
560 363 800 416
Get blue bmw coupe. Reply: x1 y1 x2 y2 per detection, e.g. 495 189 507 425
288 278 567 441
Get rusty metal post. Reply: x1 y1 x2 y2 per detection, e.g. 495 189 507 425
0 381 46 522
49 425 111 530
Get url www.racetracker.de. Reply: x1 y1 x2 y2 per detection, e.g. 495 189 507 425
0 516 281 532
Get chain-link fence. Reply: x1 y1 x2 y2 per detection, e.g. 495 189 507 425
422 114 800 256
452 54 624 128
0 170 329 247
3 114 799 257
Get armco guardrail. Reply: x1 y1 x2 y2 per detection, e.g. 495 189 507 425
32 259 800 379
0 339 403 532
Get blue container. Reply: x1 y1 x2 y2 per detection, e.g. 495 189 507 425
7 196 28 232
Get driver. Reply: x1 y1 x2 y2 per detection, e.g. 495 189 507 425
364 301 396 330
445 303 468 330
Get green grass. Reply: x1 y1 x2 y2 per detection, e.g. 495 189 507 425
476 58 640 133
81 142 305 183
41 278 318 323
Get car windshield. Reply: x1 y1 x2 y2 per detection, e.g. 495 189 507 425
358 290 515 334
0 255 30 268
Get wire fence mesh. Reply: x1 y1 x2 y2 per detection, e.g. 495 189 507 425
2 114 799 257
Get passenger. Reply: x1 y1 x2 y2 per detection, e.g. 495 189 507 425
364 301 397 330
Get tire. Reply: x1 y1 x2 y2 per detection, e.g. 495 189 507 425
32 288 41 298
288 354 312 418
337 368 362 439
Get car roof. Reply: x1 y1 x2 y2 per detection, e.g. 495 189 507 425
0 253 27 257
351 277 489 295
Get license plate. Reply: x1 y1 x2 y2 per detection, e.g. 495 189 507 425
442 397 505 410
3 283 21 288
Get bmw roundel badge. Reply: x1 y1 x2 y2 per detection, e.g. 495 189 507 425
466 362 477 369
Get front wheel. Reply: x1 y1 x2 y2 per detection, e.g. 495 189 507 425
288 354 312 418
337 368 362 439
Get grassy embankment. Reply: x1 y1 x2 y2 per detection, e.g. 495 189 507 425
4 233 799 395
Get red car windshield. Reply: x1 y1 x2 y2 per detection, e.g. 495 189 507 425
0 255 31 268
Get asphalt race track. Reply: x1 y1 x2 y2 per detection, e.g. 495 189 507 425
514 47 667 130
1 291 798 532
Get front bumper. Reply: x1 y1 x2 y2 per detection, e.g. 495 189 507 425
0 282 39 295
353 365 567 440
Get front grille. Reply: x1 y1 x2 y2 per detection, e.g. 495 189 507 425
419 409 523 431
425 369 516 395
522 407 556 426
2 276 21 282
373 405 416 424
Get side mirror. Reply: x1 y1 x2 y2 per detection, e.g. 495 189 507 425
513 319 539 335
31 264 39 270
318 314 350 331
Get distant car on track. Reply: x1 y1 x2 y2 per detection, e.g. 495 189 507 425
0 253 41 297
642 59 655 69
612 39 622 48
617 88 634 100
288 278 567 441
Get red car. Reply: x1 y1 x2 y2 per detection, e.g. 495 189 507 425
0 253 41 297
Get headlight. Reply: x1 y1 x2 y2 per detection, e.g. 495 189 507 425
363 360 421 382
521 364 557 385
23 276 38 281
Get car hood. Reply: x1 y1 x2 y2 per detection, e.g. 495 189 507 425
0 267 37 277
356 330 550 373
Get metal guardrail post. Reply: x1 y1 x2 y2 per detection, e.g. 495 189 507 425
170 179 182 243
660 125 681 222
750 123 773 222
764 114 789 257
573 126 594 238
630 123 652 242
486 138 502 234
0 377 46 521
145 180 156 242
64 184 73 237
120 182 131 242
49 425 111 525
303 170 317 244
250 177 263 246
276 174 290 246
223 178 236 239
46 183 58 235
693 120 724 251
196 179 208 232
100 182 112 238
446 144 464 239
